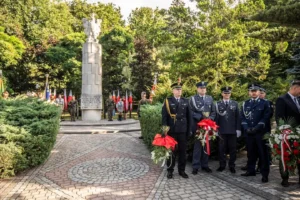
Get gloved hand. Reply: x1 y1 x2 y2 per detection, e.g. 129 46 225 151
236 130 241 138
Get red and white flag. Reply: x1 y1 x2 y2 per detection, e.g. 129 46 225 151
63 89 68 110
129 91 133 111
112 91 116 103
125 90 129 111
117 90 120 102
68 90 73 103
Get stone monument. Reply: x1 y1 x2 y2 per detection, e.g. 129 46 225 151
81 14 103 121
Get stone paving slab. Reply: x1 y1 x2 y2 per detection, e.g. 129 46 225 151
60 119 138 126
1 130 299 200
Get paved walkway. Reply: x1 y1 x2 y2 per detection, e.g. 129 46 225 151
1 128 300 199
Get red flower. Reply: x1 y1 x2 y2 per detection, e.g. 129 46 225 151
287 166 294 170
284 157 290 161
152 134 178 150
284 152 290 157
283 143 288 149
293 141 299 148
293 149 299 155
197 119 219 131
273 144 279 149
276 150 281 155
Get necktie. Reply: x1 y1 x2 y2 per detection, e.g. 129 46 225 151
225 101 228 107
294 98 300 111
200 96 203 101
177 98 180 103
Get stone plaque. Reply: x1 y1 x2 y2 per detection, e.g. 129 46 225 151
81 94 102 109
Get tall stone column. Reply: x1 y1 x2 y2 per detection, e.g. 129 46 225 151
81 14 103 121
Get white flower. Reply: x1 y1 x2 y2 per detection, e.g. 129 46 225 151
279 125 291 130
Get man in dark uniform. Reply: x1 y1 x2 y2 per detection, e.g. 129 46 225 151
255 87 274 173
215 86 241 173
189 81 216 175
162 82 190 179
240 83 271 183
275 80 300 187
68 96 78 122
106 94 115 121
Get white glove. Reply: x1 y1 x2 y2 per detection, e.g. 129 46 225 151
236 130 241 138
215 132 219 137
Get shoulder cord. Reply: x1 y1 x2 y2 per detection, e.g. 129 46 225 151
215 102 227 116
165 99 177 123
242 101 251 119
191 96 204 112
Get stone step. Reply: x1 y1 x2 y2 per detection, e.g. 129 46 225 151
60 119 138 126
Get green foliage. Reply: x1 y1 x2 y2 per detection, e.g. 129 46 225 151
101 27 134 97
0 97 60 178
139 104 163 149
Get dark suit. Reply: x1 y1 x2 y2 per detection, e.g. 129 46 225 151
241 98 271 178
189 95 216 169
215 100 241 168
275 93 300 182
162 97 190 173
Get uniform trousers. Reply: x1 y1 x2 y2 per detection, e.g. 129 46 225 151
167 132 187 172
192 139 209 169
247 133 269 177
218 134 237 168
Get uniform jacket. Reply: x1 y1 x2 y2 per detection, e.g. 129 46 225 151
189 95 216 133
162 97 190 134
215 100 241 134
241 98 271 134
275 93 300 126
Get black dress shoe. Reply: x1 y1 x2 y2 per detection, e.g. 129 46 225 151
241 165 248 171
167 171 173 179
138 136 143 139
262 177 268 183
192 169 198 175
179 171 189 178
241 172 256 176
230 167 236 174
202 167 212 173
281 179 289 187
216 167 225 172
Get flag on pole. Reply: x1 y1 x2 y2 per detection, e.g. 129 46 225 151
112 91 116 103
68 90 73 103
125 90 129 111
117 90 120 102
45 83 50 101
63 89 68 110
53 88 57 98
129 91 133 111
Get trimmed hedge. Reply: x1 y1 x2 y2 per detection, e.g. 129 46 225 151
140 103 163 150
0 97 60 178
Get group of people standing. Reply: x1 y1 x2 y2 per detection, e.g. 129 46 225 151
162 80 300 187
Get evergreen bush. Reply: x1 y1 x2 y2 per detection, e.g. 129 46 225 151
0 97 60 178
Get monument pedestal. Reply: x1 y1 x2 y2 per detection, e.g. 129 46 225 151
82 110 102 121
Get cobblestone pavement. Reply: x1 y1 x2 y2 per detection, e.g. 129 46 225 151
1 131 300 200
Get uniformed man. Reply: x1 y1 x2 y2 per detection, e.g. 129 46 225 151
256 87 274 173
215 86 241 173
138 91 152 139
106 94 115 121
240 83 271 183
68 96 78 122
162 82 190 179
55 94 64 121
190 81 216 175
275 80 300 187
116 98 124 121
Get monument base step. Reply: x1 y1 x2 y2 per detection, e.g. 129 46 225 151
60 119 138 126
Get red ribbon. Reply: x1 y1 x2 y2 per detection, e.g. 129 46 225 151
205 131 210 155
152 134 178 151
197 119 218 156
280 129 292 172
